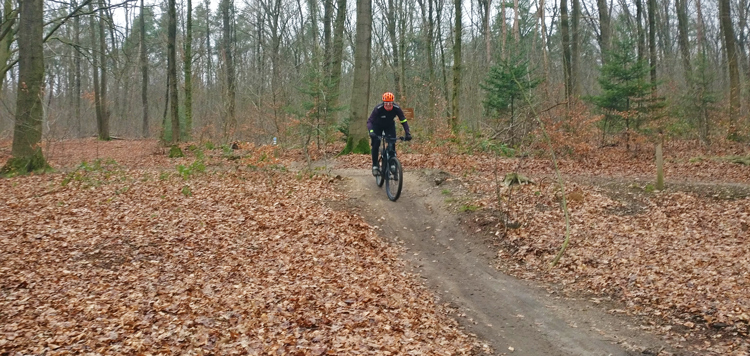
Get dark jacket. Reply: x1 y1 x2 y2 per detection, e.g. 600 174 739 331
366 102 408 132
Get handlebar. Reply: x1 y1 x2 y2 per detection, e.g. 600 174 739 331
375 135 410 142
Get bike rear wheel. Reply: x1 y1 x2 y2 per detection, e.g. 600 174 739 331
385 157 403 201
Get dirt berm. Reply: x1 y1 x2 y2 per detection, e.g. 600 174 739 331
332 168 688 356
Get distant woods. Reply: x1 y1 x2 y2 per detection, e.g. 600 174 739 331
2 0 750 153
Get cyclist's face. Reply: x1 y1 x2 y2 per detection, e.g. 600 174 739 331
384 102 393 111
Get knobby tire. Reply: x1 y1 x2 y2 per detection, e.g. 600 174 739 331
385 157 403 201
376 154 385 187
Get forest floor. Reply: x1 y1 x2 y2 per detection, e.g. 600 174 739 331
1 137 750 355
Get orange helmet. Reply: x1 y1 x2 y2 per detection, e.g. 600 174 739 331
382 92 395 102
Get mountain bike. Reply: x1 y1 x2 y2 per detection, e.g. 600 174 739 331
374 134 405 201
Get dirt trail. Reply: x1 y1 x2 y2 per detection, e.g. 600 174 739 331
333 167 686 356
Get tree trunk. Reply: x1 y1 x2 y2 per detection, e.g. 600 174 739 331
719 0 741 127
739 0 750 90
417 0 436 121
328 0 346 119
513 0 520 43
89 2 103 136
676 0 691 78
308 0 322 145
221 0 236 138
560 0 572 104
168 0 180 143
267 0 282 135
184 0 193 139
695 0 704 50
98 0 109 140
399 0 407 104
436 0 449 116
450 0 461 134
427 0 436 122
205 0 212 87
596 0 610 65
635 0 645 62
656 140 664 190
386 0 402 101
571 0 580 96
323 0 333 72
539 0 549 79
345 0 372 154
659 0 672 61
648 0 657 96
140 0 149 137
74 0 82 137
6 0 46 173
0 0 16 97
479 0 492 63
500 0 506 60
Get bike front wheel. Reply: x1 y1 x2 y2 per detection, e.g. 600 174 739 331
385 157 403 201
376 155 385 187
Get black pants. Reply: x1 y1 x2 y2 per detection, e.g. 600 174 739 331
370 120 397 166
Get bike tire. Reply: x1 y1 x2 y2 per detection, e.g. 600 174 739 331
385 157 403 201
376 155 385 187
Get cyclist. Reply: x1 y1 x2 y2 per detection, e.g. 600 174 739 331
367 92 412 176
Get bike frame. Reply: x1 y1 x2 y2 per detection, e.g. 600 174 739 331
375 134 405 201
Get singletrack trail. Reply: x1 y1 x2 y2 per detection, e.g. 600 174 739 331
332 167 684 356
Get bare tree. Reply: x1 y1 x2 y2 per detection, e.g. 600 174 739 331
4 0 46 173
500 0 506 59
74 0 82 136
97 0 110 140
560 0 572 103
719 0 740 127
571 0 580 95
88 2 103 138
676 0 691 78
168 0 179 143
345 0 372 153
140 0 149 137
635 0 645 62
513 0 520 43
0 0 16 97
327 0 346 118
221 0 236 137
596 0 610 64
416 0 436 120
385 0 403 101
648 0 657 95
450 0 462 134
261 0 287 135
184 0 194 139
538 0 549 77
478 0 492 62
204 0 212 87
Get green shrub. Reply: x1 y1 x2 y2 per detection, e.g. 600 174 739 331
61 159 121 188
169 145 185 158
176 159 206 179
459 204 480 212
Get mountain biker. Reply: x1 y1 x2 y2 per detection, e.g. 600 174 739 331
367 92 412 176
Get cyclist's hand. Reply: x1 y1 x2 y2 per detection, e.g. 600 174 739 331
404 132 412 141
369 130 377 139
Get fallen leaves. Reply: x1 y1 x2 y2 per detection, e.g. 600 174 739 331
428 148 750 355
0 147 475 354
